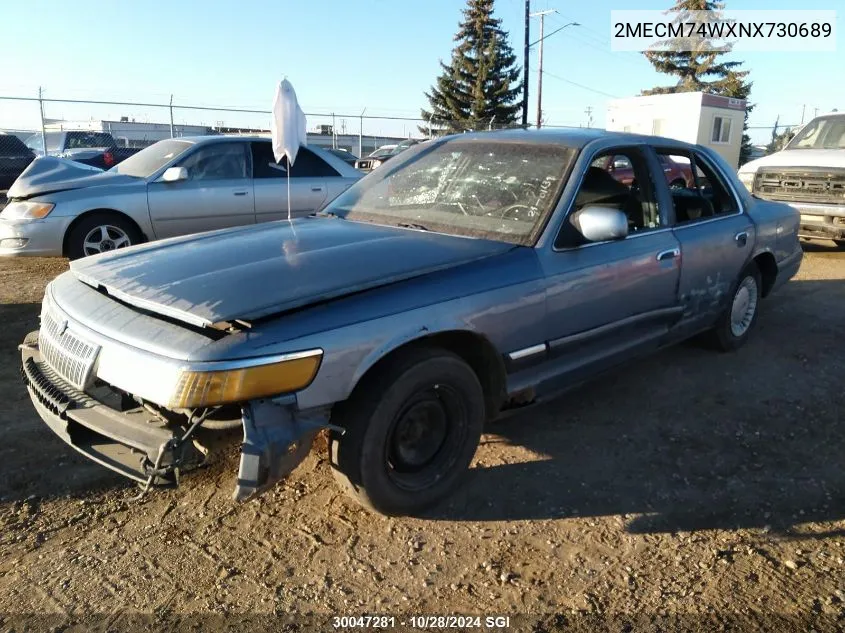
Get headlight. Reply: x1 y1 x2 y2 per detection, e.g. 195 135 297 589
738 171 755 192
167 349 323 408
1 201 55 220
371 160 383 168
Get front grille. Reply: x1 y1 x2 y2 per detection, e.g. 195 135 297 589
38 304 99 390
754 168 845 205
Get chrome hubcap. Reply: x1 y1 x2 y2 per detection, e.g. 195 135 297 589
83 225 131 256
730 276 758 337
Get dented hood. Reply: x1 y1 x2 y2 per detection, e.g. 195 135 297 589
7 156 137 199
69 218 512 328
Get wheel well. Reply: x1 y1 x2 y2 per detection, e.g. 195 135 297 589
352 331 508 420
753 251 778 297
62 209 146 257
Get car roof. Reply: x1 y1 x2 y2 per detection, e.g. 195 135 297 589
437 127 700 152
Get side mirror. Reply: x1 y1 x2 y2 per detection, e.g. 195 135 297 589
160 166 188 183
570 205 628 242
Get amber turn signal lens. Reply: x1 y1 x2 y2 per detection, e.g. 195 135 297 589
168 351 322 408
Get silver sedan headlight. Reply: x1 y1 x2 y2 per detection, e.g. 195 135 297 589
0 201 55 220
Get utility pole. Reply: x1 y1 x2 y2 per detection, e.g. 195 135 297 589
169 94 175 138
522 0 530 127
584 106 593 128
530 9 557 129
801 104 806 124
359 107 366 157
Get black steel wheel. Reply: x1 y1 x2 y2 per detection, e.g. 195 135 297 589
329 347 485 515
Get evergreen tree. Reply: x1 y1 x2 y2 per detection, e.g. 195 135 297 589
421 0 523 135
642 0 754 163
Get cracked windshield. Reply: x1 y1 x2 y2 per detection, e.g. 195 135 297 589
329 140 576 244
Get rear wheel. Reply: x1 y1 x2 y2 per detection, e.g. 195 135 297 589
66 213 141 260
709 262 762 352
834 239 845 249
329 347 485 516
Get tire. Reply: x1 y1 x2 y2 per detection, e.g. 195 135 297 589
669 178 687 190
66 213 142 260
834 239 845 249
709 262 762 352
329 347 485 516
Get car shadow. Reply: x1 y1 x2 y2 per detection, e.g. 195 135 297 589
428 278 845 535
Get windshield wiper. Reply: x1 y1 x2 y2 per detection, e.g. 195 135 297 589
314 210 341 217
397 222 429 231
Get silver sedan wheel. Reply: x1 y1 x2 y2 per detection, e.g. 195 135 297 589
729 275 759 337
82 225 132 256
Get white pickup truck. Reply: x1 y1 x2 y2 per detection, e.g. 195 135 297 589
738 112 845 248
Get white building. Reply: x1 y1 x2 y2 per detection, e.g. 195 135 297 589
43 119 213 148
606 92 747 167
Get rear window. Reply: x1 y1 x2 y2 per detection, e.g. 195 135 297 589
0 135 32 155
65 131 114 149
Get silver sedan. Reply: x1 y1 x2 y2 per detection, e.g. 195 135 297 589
0 136 362 258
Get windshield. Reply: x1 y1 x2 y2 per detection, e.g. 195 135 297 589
786 115 845 150
111 139 193 178
325 138 577 245
369 147 394 158
388 140 418 156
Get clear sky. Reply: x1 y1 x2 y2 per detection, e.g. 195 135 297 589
2 0 842 145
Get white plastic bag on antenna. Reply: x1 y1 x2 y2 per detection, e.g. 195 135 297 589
270 78 307 166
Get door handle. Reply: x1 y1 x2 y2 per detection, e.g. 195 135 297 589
735 231 748 246
311 186 324 192
233 191 248 196
656 248 680 261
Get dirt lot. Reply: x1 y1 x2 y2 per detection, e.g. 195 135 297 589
0 247 843 632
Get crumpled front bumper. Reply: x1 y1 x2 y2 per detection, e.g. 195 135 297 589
20 331 331 499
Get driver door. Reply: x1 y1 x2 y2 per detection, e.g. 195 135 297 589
147 141 255 239
536 146 682 387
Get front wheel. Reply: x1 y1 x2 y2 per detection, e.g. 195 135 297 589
329 348 485 516
709 263 762 352
834 239 845 249
66 213 141 260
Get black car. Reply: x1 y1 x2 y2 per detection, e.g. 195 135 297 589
324 147 359 166
0 134 36 190
355 139 422 173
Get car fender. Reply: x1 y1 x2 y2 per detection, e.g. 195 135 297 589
346 318 486 396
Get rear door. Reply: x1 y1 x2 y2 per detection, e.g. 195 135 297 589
147 141 254 238
654 147 754 334
251 142 331 222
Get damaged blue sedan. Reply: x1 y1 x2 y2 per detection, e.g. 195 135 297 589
20 129 802 515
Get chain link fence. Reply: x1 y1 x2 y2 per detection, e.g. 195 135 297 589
1 92 804 169
0 93 541 163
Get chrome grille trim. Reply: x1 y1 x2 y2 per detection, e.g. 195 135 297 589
39 300 99 390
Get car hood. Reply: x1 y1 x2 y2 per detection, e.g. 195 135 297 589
69 218 513 328
7 156 136 199
739 149 845 173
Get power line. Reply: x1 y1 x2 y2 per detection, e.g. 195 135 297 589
539 70 620 99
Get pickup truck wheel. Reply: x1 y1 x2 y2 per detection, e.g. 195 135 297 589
709 263 761 352
834 239 845 249
329 348 484 516
66 213 141 260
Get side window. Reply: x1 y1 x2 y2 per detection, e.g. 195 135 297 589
251 143 340 178
659 149 738 224
178 143 248 181
577 148 661 233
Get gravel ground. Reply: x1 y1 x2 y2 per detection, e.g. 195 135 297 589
0 246 843 632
